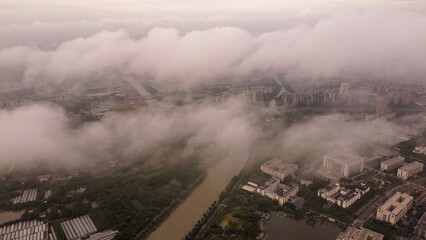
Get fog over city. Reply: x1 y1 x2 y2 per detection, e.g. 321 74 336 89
0 99 256 167
1 1 426 240
0 1 425 168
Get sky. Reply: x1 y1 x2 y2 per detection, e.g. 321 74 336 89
1 0 425 24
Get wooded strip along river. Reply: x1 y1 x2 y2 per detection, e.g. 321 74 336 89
147 160 244 240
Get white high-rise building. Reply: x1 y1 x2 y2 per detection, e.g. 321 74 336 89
340 82 349 95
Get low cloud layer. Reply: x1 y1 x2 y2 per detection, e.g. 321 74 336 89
0 100 256 167
1 7 426 89
2 98 423 169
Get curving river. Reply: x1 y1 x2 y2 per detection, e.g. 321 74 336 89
147 159 244 240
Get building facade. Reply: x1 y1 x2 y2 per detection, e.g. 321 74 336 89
397 161 424 180
250 178 299 205
318 183 370 209
376 192 413 225
380 156 405 172
323 150 365 178
261 158 298 181
337 227 384 240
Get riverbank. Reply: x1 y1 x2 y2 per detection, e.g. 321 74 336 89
138 171 207 239
257 211 270 240
147 159 245 240
0 210 24 225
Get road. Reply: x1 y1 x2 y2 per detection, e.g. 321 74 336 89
353 181 413 225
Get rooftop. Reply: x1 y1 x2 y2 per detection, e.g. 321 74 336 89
261 158 298 172
379 192 413 216
382 156 405 165
399 161 424 172
325 150 364 164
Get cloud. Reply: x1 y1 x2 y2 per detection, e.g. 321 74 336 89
0 99 257 167
1 7 426 90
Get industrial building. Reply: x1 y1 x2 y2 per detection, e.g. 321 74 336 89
60 215 97 240
0 220 47 240
376 192 413 225
11 188 38 204
380 156 405 172
318 183 370 208
397 161 424 180
87 230 118 240
323 150 365 178
44 190 52 200
260 158 298 181
337 227 384 240
414 212 426 238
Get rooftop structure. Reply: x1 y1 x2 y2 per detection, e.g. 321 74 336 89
261 158 298 181
318 183 370 208
323 150 365 178
318 183 340 199
11 188 37 204
0 220 47 240
242 177 299 206
380 156 405 172
397 161 424 180
376 192 413 225
87 230 118 240
44 190 52 200
60 215 97 240
413 146 426 155
414 212 426 238
336 226 384 240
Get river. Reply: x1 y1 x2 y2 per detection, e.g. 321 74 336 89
0 210 24 225
147 159 244 240
264 215 341 240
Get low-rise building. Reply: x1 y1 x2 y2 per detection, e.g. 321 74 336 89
336 226 384 240
242 178 298 205
413 146 426 155
380 156 405 172
414 212 426 238
261 158 298 181
256 178 299 205
376 192 413 225
397 161 424 180
0 220 47 240
318 183 341 199
318 183 370 208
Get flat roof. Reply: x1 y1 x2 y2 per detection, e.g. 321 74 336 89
382 156 404 165
325 150 364 164
399 161 423 172
262 158 298 172
379 192 413 216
